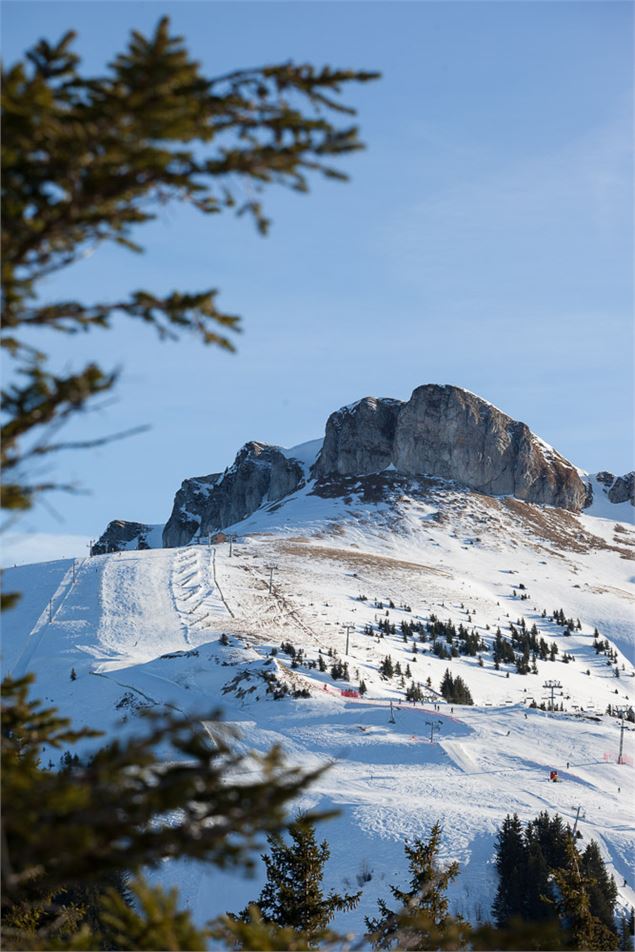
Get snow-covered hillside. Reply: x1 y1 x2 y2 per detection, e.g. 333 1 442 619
3 479 634 938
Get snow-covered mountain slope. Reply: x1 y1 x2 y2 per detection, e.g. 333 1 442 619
3 480 634 937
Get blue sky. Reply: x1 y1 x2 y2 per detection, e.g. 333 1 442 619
2 1 633 560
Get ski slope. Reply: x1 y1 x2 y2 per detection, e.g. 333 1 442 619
2 485 634 938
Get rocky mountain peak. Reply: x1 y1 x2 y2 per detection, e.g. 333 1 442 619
162 441 305 547
314 384 587 511
94 383 628 553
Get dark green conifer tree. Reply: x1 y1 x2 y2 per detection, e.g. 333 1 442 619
492 814 527 926
553 838 618 951
440 669 454 700
241 816 360 946
365 822 462 950
451 675 473 705
522 834 553 922
526 812 569 872
580 841 618 938
380 656 395 679
439 670 473 705
492 812 619 950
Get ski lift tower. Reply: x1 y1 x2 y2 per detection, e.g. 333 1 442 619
613 707 631 764
265 563 278 593
571 805 585 837
542 679 563 712
342 624 355 656
425 719 443 743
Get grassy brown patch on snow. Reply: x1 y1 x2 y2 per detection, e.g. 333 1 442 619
613 524 635 548
274 540 452 577
501 498 634 559
585 583 635 602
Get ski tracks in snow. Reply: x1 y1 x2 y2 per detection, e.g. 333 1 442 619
11 560 83 677
238 561 325 650
170 546 230 642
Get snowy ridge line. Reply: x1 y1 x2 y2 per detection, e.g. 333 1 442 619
90 670 160 707
90 670 185 715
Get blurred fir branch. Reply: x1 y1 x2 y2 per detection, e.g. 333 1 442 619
1 17 379 523
1 673 327 949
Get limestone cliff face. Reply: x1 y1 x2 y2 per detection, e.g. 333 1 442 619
314 397 402 476
393 385 586 510
313 385 587 511
162 442 304 547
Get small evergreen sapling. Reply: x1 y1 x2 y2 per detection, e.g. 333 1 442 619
238 816 360 945
365 822 463 950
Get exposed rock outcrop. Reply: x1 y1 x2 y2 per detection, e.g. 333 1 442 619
313 385 587 511
595 471 615 488
92 520 153 555
592 471 635 506
393 385 586 510
609 472 635 505
314 397 402 476
162 442 304 547
161 473 222 548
